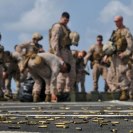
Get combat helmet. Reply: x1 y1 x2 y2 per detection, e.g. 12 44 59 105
32 32 43 41
69 32 80 46
103 41 116 55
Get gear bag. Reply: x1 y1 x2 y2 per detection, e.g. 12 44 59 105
18 77 45 102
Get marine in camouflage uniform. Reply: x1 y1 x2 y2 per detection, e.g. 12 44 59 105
0 33 5 98
12 45 26 82
49 12 79 94
84 35 109 92
28 52 71 102
16 32 45 101
72 50 88 93
3 51 20 98
0 34 6 100
106 16 133 100
17 33 44 73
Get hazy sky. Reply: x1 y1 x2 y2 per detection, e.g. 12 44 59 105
1 0 133 92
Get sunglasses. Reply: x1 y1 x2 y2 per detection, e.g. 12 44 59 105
97 39 102 41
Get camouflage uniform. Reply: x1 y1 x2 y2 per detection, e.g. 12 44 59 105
107 26 133 94
72 51 87 93
17 37 44 101
127 54 133 100
12 50 25 82
17 40 44 72
28 53 65 100
106 57 119 92
76 59 86 93
0 44 4 97
49 23 76 92
84 44 108 92
126 69 133 100
3 51 20 97
107 55 129 92
0 65 3 97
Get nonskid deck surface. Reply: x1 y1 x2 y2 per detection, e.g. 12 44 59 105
0 101 133 133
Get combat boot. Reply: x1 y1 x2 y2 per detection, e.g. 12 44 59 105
63 92 70 102
56 92 63 102
129 92 133 100
129 95 133 100
45 94 51 102
120 90 129 101
33 94 40 102
13 93 19 101
0 97 7 101
4 90 13 99
51 94 57 103
104 83 109 92
0 88 3 97
0 89 7 101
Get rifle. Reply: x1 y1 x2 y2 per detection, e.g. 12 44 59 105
83 70 90 75
84 65 90 75
109 30 116 42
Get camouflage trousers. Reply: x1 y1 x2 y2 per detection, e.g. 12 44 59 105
0 65 3 86
107 55 129 92
126 69 133 99
4 62 20 94
92 63 108 91
76 71 86 93
0 65 3 96
57 49 76 92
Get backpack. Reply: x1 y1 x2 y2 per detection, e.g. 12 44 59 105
18 77 45 102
